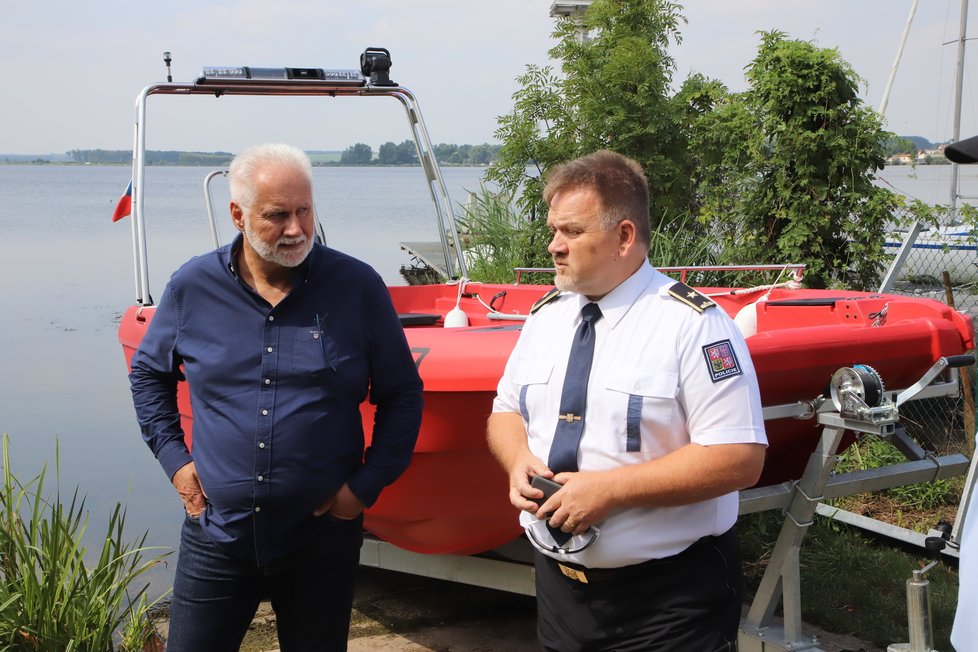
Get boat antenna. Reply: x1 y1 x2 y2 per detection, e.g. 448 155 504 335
163 51 173 82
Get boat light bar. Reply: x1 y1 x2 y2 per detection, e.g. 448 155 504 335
197 66 366 86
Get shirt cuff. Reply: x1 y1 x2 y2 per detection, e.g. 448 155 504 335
346 467 385 508
157 439 194 481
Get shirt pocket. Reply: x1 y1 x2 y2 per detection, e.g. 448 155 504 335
292 327 339 375
605 368 678 452
514 361 554 427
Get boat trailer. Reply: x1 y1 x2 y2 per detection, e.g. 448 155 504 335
360 355 977 652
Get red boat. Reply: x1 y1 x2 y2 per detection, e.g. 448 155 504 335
118 51 974 556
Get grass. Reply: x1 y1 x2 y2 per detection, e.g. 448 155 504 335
740 422 972 650
740 512 959 649
0 435 169 651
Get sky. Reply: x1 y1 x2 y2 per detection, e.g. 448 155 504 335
1 0 976 155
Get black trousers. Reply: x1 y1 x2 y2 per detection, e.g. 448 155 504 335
535 528 742 652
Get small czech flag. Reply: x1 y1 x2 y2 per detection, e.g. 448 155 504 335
112 180 132 222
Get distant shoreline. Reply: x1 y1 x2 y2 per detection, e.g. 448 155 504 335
0 161 490 168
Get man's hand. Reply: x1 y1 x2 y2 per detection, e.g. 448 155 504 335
487 412 553 514
172 461 207 517
507 453 555 515
313 483 365 520
540 470 617 536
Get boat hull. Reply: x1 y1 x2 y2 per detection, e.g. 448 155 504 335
118 281 975 555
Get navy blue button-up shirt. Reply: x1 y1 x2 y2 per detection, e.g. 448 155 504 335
129 236 423 564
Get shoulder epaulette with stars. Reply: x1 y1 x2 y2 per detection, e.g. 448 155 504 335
530 288 561 314
667 282 715 314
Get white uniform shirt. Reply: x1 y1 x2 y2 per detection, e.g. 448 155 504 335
493 261 767 568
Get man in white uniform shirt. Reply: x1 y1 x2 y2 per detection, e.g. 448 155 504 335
488 150 768 651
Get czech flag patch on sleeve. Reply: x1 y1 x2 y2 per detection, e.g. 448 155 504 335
702 340 742 383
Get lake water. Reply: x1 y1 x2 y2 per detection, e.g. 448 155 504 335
1 162 977 601
0 163 488 600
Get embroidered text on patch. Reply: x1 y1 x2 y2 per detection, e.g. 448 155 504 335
702 340 742 382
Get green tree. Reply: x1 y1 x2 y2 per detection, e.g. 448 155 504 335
378 141 398 165
340 142 373 164
395 140 419 165
468 144 492 165
378 140 418 165
487 0 692 229
434 143 458 163
882 135 916 157
691 31 899 289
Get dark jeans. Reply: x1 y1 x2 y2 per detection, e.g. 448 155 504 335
166 514 363 652
535 528 743 652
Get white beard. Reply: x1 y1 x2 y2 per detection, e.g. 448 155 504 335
244 221 312 268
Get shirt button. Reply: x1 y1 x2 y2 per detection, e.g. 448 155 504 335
261 409 268 416
259 442 266 449
264 378 271 385
267 346 273 353
255 506 261 513
257 475 264 482
268 316 275 322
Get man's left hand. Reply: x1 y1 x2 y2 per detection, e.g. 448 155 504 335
544 470 616 536
313 483 364 520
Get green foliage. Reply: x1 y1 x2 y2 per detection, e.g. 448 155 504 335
883 134 918 156
66 150 234 166
456 187 552 283
340 143 372 165
834 434 959 512
691 31 899 289
0 436 168 651
378 140 419 166
487 0 694 229
434 143 501 166
740 512 959 649
488 4 901 289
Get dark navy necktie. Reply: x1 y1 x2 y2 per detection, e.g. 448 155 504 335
545 302 602 545
548 302 603 474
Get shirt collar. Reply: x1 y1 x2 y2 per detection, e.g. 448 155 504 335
574 260 665 330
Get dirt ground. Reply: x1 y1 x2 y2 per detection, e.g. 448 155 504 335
150 566 883 652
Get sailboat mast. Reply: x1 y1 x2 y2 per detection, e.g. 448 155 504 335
949 0 970 215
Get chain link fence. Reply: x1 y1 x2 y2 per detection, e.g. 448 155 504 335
883 202 977 457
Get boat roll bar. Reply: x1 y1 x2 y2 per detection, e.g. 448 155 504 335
127 47 468 306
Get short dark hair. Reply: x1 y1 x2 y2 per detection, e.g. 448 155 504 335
542 150 651 247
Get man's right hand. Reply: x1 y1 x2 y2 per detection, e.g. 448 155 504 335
172 461 207 517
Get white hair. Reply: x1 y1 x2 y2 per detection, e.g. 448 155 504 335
228 143 313 210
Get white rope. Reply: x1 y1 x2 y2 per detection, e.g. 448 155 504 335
447 278 529 320
703 265 802 299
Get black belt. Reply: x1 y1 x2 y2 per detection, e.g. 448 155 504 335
545 529 735 584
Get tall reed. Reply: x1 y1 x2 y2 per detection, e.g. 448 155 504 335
0 435 168 651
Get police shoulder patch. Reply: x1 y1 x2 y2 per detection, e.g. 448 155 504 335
530 287 561 314
667 282 715 314
702 339 743 383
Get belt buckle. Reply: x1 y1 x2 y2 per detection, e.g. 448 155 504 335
557 563 588 583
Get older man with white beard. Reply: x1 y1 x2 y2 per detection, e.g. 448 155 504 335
129 143 423 651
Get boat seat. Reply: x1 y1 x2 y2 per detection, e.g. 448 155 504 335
398 313 440 327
